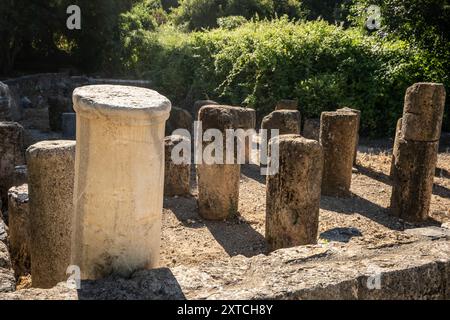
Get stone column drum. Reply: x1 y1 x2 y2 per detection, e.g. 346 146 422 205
302 118 320 141
261 110 301 142
164 135 191 197
197 105 255 220
26 140 75 288
320 111 358 197
337 107 361 164
390 138 438 221
71 85 171 280
0 122 25 209
266 135 323 251
390 83 446 221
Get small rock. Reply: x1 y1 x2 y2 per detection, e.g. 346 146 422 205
441 222 449 230
20 97 32 109
0 242 11 269
404 226 450 240
0 267 15 293
0 218 7 245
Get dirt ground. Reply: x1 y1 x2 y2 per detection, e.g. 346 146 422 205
160 139 450 268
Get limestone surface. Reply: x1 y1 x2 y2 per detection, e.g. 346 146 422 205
266 135 323 251
320 111 358 197
0 268 15 293
275 99 298 111
72 85 171 280
197 105 255 220
337 107 361 164
261 110 301 142
27 140 76 288
165 106 193 136
401 82 446 142
1 239 449 300
164 135 191 197
193 100 218 117
390 138 438 221
302 118 320 141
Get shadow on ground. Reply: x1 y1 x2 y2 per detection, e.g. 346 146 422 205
77 268 186 300
164 195 267 258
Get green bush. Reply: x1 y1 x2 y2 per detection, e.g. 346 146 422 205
119 18 445 137
170 0 304 30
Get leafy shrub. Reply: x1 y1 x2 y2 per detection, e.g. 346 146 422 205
217 16 248 29
170 0 304 30
119 18 445 137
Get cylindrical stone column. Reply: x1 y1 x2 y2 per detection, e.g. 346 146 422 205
320 111 358 197
197 105 255 220
390 82 446 221
401 83 446 142
266 135 323 251
302 118 320 141
337 107 361 165
390 138 438 221
26 140 75 288
8 184 30 277
275 99 298 111
0 122 25 210
390 117 402 177
164 135 191 197
261 110 301 142
71 85 171 280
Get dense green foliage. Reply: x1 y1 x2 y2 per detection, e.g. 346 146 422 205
119 19 442 136
1 0 449 136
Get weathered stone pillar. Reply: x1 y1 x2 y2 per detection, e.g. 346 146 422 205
62 113 76 139
391 138 438 221
164 135 191 197
261 110 301 143
71 85 171 280
26 140 75 288
390 83 446 221
390 117 403 177
197 105 255 220
302 118 320 141
0 122 25 209
8 184 30 277
275 99 298 111
337 107 361 165
320 111 358 197
266 135 323 251
193 100 218 118
165 106 193 136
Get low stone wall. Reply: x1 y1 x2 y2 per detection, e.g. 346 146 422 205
1 237 449 300
1 73 152 133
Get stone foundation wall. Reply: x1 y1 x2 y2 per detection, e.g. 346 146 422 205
1 237 449 300
1 73 152 133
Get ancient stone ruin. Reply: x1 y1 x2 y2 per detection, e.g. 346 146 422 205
71 85 171 280
266 135 323 251
319 111 358 197
0 76 449 299
390 83 446 222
